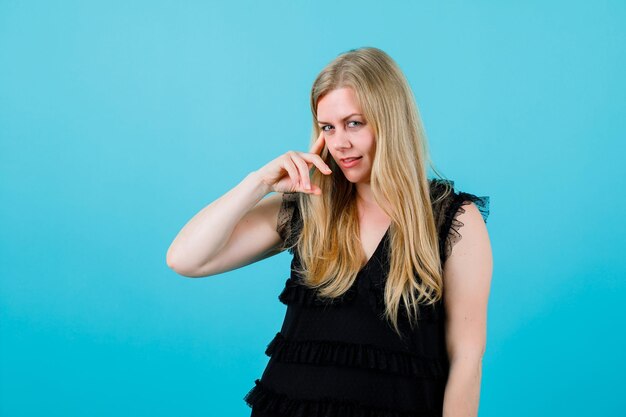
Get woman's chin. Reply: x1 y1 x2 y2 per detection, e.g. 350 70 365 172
334 166 371 184
343 173 369 184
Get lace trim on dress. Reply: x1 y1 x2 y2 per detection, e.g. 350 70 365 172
244 379 443 417
430 179 490 264
278 276 359 306
276 192 301 254
265 332 448 378
442 192 490 263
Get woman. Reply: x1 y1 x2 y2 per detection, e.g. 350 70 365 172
166 47 492 417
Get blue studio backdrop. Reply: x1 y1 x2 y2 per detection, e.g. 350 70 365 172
1 1 624 416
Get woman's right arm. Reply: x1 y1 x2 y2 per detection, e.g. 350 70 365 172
166 133 331 278
166 171 282 278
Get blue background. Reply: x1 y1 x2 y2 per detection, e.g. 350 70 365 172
1 1 624 416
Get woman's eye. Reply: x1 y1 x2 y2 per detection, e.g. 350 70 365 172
321 121 361 132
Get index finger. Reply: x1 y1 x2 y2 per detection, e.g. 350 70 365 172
309 130 326 155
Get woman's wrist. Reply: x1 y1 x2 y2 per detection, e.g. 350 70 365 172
246 170 273 198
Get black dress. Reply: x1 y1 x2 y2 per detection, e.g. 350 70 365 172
244 178 490 417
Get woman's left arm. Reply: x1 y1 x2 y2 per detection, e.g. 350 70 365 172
441 201 493 417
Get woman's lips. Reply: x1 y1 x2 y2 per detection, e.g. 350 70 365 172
340 156 362 168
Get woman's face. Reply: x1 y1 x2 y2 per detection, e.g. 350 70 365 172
316 87 376 184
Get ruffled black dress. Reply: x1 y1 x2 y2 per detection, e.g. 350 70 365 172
244 178 490 417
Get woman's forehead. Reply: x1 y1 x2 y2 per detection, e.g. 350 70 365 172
317 88 362 121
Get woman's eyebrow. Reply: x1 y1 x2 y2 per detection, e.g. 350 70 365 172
317 113 363 124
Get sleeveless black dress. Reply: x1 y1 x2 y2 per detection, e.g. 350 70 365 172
244 178 490 417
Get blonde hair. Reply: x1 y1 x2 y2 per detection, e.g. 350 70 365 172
291 46 453 336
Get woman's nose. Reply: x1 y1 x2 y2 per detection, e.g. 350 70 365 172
332 130 352 150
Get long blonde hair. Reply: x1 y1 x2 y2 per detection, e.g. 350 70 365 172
291 47 452 336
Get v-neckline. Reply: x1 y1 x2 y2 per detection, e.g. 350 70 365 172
359 225 391 272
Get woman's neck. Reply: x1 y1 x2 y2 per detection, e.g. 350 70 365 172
356 183 391 216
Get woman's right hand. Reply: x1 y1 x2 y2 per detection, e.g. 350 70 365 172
256 131 333 195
